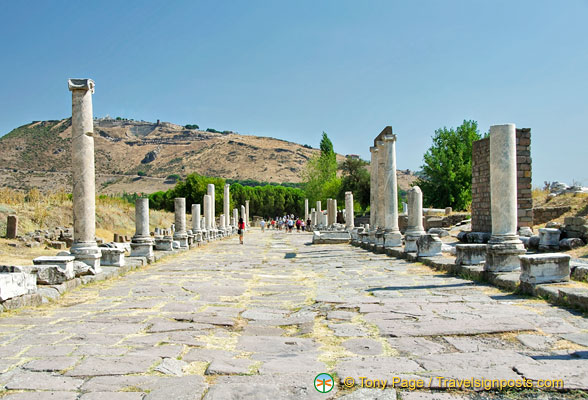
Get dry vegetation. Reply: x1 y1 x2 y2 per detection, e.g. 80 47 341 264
0 188 174 265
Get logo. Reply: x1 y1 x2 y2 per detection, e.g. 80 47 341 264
314 373 334 393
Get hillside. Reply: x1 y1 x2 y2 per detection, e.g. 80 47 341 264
0 118 417 194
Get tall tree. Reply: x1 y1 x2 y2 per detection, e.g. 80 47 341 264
338 157 370 211
415 120 481 210
302 131 339 204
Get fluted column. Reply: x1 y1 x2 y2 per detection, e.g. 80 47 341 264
68 78 101 270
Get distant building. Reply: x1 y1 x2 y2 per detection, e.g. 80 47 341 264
346 154 360 160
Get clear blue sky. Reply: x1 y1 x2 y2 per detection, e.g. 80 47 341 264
1 0 586 186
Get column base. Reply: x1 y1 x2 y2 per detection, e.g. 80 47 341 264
70 243 102 272
384 231 403 248
485 235 526 272
130 242 154 261
155 236 174 251
173 233 189 249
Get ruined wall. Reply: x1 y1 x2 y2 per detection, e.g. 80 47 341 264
471 128 532 232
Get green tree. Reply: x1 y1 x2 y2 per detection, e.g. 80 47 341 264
302 131 339 203
338 157 370 211
415 120 481 210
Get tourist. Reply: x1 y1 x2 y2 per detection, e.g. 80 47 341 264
296 218 301 232
288 218 294 233
260 218 266 232
306 217 312 231
238 217 245 244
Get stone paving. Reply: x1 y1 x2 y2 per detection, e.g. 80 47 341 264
0 230 586 399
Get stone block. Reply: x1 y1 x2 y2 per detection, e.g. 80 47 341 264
539 228 560 251
0 271 37 301
455 244 486 265
155 237 173 251
6 215 18 238
520 254 571 285
417 234 442 257
312 231 351 244
7 260 75 285
48 241 67 250
130 242 154 260
425 217 443 229
99 247 125 267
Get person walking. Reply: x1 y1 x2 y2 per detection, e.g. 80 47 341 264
260 218 266 232
238 217 245 244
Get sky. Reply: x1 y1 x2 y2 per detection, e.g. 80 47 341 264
0 0 586 186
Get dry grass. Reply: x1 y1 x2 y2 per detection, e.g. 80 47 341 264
0 188 174 265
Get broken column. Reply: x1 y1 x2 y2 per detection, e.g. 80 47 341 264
68 78 101 270
233 208 238 231
345 192 354 230
130 198 154 261
6 215 18 239
207 184 216 233
485 124 526 272
382 132 402 248
304 199 309 224
173 198 188 249
326 199 334 227
224 184 231 231
404 186 425 252
245 200 250 227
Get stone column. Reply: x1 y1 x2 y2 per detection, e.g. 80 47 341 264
233 208 239 229
173 198 188 248
207 184 215 229
6 215 18 239
404 186 425 252
224 184 230 229
310 208 316 226
68 78 101 269
131 198 154 259
220 214 225 232
369 146 379 230
304 199 309 223
241 205 246 229
326 199 333 227
203 194 212 233
382 133 402 247
345 192 354 230
245 200 250 227
376 139 386 231
486 124 525 271
192 204 202 242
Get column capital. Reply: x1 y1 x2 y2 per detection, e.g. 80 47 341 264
369 146 378 153
382 133 397 143
68 78 95 93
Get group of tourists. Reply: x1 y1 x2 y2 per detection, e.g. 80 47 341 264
257 215 313 233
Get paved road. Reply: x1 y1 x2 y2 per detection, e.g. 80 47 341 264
0 230 586 399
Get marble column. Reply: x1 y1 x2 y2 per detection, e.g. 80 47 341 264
173 198 188 248
245 200 250 227
345 192 354 230
203 194 212 238
486 124 525 271
304 199 309 223
207 184 215 230
192 204 202 242
224 184 230 229
310 207 316 226
369 145 379 231
326 199 333 227
404 186 425 252
220 214 225 232
382 133 402 247
131 198 153 260
68 78 102 270
376 139 386 231
233 208 239 230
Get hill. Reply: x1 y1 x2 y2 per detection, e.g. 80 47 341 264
0 118 417 194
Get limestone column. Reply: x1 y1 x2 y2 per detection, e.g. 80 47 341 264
224 184 230 229
131 198 154 259
245 200 250 227
486 124 525 271
326 198 333 226
233 208 239 229
376 139 387 231
68 78 101 269
304 199 309 223
345 192 354 230
310 207 316 226
382 133 402 247
241 205 246 228
369 145 379 231
173 198 188 248
220 214 225 231
207 184 215 229
404 186 425 252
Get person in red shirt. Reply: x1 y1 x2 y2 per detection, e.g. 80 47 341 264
238 217 245 244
